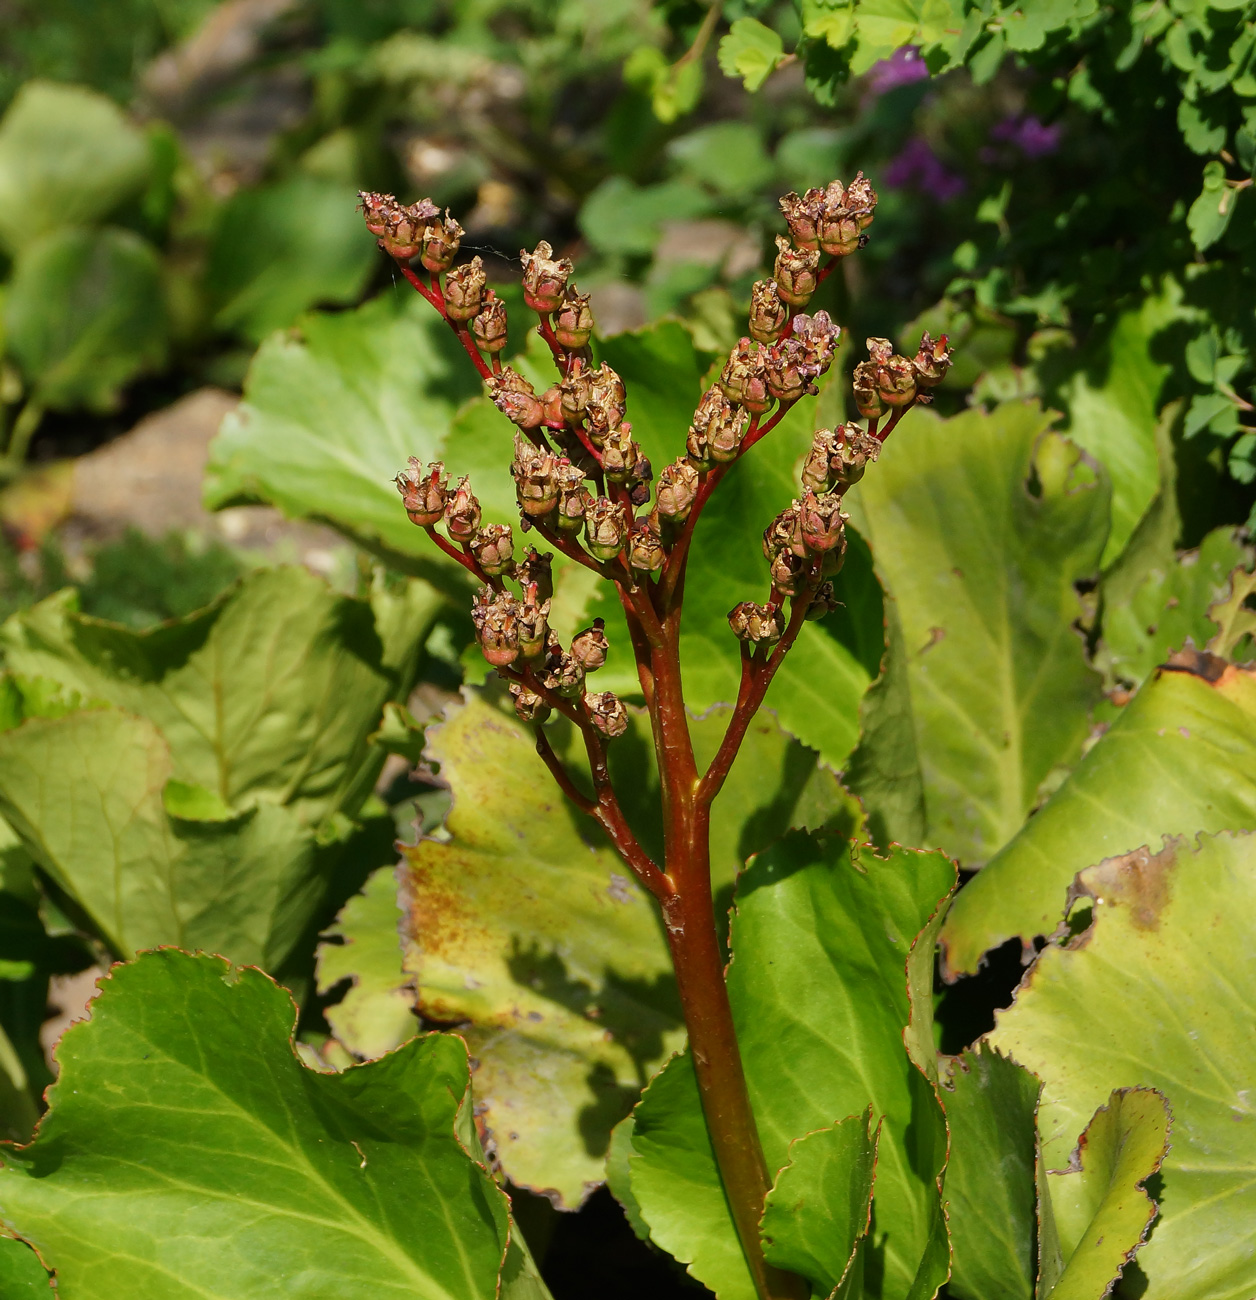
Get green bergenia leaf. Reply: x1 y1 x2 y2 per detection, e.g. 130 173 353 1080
0 1235 50 1294
1040 1088 1171 1300
0 949 535 1299
717 19 788 92
991 832 1256 1300
845 401 1110 865
624 833 955 1300
941 652 1256 975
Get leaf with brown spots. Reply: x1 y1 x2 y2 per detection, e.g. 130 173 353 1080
943 651 1256 975
991 832 1256 1300
399 688 859 1206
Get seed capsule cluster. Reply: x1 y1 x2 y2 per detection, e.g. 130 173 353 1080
371 171 951 730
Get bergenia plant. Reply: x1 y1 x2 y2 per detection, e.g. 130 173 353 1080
360 177 952 1299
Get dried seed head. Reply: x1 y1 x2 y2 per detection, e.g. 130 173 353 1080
511 433 560 516
707 400 748 464
913 331 953 388
764 337 813 404
719 339 770 414
627 522 664 575
769 546 808 596
555 461 591 532
571 618 609 671
539 384 565 427
778 191 822 251
656 458 700 522
797 489 847 553
381 197 439 259
773 236 820 307
844 172 878 231
521 240 574 313
832 423 880 490
358 190 397 237
509 681 551 724
472 586 519 667
749 279 789 344
543 650 586 698
553 288 595 350
601 425 640 484
584 497 630 561
728 600 784 645
852 360 884 419
800 430 840 494
420 212 464 272
492 369 545 430
628 455 654 508
443 475 481 541
763 504 806 560
445 256 486 321
472 292 509 354
516 586 551 659
469 523 515 576
791 311 840 375
559 367 594 423
515 547 554 602
585 690 628 738
686 388 725 469
867 339 917 408
586 364 626 445
395 456 449 526
806 580 838 621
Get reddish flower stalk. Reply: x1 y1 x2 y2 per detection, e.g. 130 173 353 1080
366 181 951 1300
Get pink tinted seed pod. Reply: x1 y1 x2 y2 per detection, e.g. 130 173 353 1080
571 619 609 671
443 476 481 541
396 457 449 526
521 241 574 313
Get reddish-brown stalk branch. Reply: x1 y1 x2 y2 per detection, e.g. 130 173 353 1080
394 260 494 380
531 521 607 577
738 398 796 457
877 406 908 441
424 525 488 582
533 727 595 814
535 313 567 367
696 576 817 807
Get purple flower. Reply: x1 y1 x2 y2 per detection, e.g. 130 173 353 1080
864 46 929 98
883 137 966 203
988 115 1063 159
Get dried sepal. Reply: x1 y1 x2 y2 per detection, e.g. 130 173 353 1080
381 197 440 259
511 433 560 516
586 364 627 446
469 522 515 576
444 256 487 321
443 475 481 541
509 681 551 724
719 339 770 414
852 360 884 419
559 367 594 423
833 423 880 489
521 240 574 313
601 425 640 484
866 337 917 407
585 689 628 738
656 458 700 522
797 490 847 553
773 236 820 307
585 497 630 561
396 456 448 526
472 586 519 667
763 505 806 560
515 547 554 602
748 279 789 344
769 546 809 596
764 337 812 403
472 293 509 354
420 213 464 273
791 311 840 375
627 523 664 575
553 288 595 350
728 600 784 645
913 331 953 387
555 462 591 532
517 586 551 659
358 190 396 237
571 619 609 671
493 369 545 430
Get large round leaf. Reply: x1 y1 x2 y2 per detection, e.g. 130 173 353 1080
991 832 1256 1300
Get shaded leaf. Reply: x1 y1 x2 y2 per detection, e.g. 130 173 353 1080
941 1045 1040 1300
845 401 1109 865
760 1107 879 1298
941 652 1256 974
0 949 518 1299
0 568 440 826
627 832 955 1300
204 293 482 572
0 708 323 967
206 176 378 342
1207 561 1256 660
0 81 148 254
1041 1088 1170 1300
316 865 417 1061
5 226 166 411
399 688 858 1206
990 832 1256 1300
717 18 788 92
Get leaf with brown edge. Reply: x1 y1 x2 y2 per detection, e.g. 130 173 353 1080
991 832 1256 1300
1039 1088 1171 1300
941 650 1256 976
759 1106 880 1298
